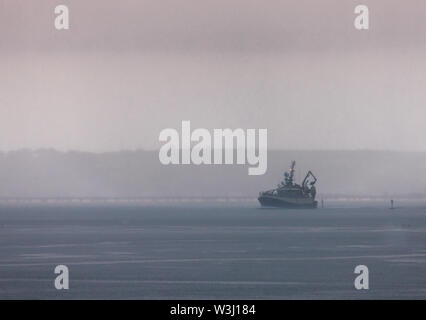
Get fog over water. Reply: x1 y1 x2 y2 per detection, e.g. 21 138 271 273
0 150 425 199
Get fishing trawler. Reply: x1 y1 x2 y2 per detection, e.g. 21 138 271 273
258 161 318 208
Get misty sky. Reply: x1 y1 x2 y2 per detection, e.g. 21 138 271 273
1 0 426 152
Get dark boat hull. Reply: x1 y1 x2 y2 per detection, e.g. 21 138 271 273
258 195 317 208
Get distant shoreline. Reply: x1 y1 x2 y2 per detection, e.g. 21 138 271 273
1 196 425 209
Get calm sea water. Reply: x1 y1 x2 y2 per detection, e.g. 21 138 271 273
0 204 425 299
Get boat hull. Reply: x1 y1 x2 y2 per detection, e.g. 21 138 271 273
258 195 317 208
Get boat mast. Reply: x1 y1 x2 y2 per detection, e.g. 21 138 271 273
288 161 296 185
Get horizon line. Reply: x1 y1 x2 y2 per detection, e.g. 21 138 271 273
1 148 426 154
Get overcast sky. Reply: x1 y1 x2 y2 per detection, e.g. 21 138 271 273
1 0 426 151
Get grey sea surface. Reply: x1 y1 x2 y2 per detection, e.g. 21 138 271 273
0 203 425 299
